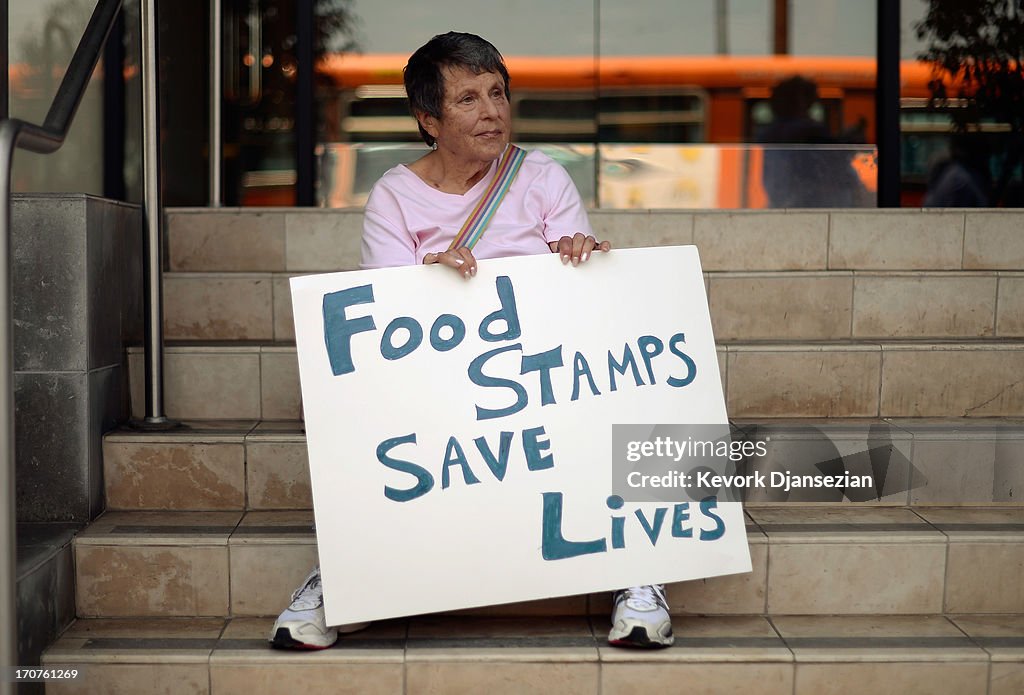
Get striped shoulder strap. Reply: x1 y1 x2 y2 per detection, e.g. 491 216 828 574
447 145 528 252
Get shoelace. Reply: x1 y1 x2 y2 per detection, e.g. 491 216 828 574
289 568 323 610
619 584 668 609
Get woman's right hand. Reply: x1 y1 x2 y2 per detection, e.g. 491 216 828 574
549 233 611 266
424 247 478 279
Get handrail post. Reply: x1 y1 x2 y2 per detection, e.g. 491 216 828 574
209 0 222 206
140 0 174 426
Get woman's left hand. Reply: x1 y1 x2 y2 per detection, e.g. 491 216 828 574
549 233 611 266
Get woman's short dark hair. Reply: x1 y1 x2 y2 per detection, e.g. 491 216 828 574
404 32 511 147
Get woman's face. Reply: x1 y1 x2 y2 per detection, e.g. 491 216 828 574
422 65 511 166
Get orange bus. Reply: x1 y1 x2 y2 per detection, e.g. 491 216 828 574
311 54 943 207
318 54 946 145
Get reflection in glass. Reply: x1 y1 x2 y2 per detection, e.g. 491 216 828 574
598 144 875 209
315 141 875 211
317 143 595 209
8 0 104 194
220 0 362 206
789 0 875 57
308 0 884 208
753 75 871 207
314 0 596 207
904 0 1023 207
591 0 877 208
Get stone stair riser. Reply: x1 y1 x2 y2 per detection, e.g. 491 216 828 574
71 510 1024 619
162 270 1024 342
166 209 1024 273
127 345 1024 420
103 420 1024 511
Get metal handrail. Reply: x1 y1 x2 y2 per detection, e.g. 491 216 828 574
0 0 122 687
138 0 173 428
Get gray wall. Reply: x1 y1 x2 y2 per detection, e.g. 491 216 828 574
12 194 142 523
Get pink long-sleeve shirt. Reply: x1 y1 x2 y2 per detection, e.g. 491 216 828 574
360 149 593 269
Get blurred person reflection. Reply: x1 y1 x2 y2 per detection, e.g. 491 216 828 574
757 76 865 207
923 133 993 207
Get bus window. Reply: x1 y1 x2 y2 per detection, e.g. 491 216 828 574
338 86 419 142
514 93 596 141
598 90 705 143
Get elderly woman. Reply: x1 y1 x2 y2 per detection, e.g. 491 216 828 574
270 31 673 651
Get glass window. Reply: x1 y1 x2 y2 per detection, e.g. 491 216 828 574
8 0 104 195
160 0 210 205
789 0 875 56
200 0 883 208
901 0 1023 207
222 0 304 205
314 0 596 208
595 0 876 208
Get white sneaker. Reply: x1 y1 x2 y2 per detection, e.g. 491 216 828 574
269 566 370 649
608 584 674 648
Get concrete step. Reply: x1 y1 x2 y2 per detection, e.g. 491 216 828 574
165 207 1024 273
127 342 1024 420
162 270 1024 342
70 507 1024 620
103 421 307 511
102 419 1024 512
41 613 1024 695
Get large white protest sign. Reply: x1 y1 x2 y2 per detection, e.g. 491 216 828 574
291 246 750 626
